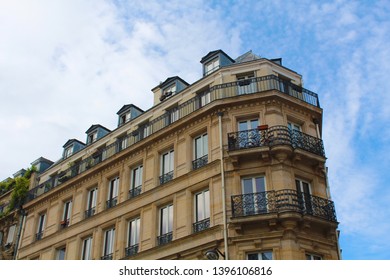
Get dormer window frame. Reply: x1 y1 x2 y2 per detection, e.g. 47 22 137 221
64 145 73 159
161 83 177 101
204 57 220 76
87 130 98 145
119 111 131 126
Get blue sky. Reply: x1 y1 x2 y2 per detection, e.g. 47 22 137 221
1 0 389 260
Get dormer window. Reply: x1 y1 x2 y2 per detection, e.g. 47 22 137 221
160 83 176 101
87 131 97 145
204 58 220 75
64 146 73 159
119 111 131 126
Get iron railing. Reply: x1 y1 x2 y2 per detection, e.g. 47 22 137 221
35 231 43 241
227 126 325 157
27 75 320 202
101 253 113 260
106 197 118 209
128 186 142 199
231 189 337 222
84 207 95 219
59 219 69 229
193 218 210 233
157 232 173 246
125 244 139 257
192 155 208 170
159 171 174 185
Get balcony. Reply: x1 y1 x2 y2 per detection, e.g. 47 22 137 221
106 197 118 209
192 155 208 170
59 219 69 229
128 186 142 199
27 75 320 203
84 207 95 219
159 171 174 185
231 189 337 222
193 218 210 233
125 244 139 257
228 126 325 157
101 253 113 260
35 231 43 241
157 232 173 246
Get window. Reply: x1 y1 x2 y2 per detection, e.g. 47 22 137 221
85 187 97 218
247 251 273 260
102 228 115 260
193 190 210 233
118 135 128 151
163 83 176 97
119 111 131 126
107 177 119 209
140 122 152 139
5 225 16 245
88 131 98 144
237 73 257 95
158 204 173 245
205 58 219 75
295 179 313 214
56 247 66 260
193 133 208 169
288 121 302 132
167 107 179 124
64 146 73 158
81 236 93 260
237 119 260 148
306 253 322 260
160 150 174 184
61 200 72 228
36 213 46 241
129 165 143 199
242 176 267 215
126 217 140 256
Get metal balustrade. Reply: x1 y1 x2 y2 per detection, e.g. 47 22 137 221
231 189 337 222
27 75 320 202
227 125 325 157
192 218 210 233
128 186 142 199
192 155 208 170
157 232 173 246
125 244 139 257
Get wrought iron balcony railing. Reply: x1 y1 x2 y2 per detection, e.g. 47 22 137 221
231 189 337 222
159 171 174 185
27 75 320 203
59 219 70 229
35 231 44 241
193 218 210 233
125 244 139 257
157 232 173 246
192 155 208 170
101 253 113 260
106 197 118 209
84 207 96 219
227 126 325 157
128 186 142 199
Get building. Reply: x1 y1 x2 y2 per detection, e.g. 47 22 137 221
16 50 339 260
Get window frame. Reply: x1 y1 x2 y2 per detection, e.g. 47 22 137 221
5 224 16 245
204 58 220 75
61 199 72 227
246 251 273 260
81 236 93 260
107 176 119 209
102 227 115 259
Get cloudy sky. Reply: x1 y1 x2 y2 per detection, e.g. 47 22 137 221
1 0 389 260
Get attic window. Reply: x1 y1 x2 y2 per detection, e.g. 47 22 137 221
64 146 73 159
87 131 97 144
120 111 131 126
205 58 219 75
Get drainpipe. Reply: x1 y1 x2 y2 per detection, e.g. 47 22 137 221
217 112 229 260
13 208 26 260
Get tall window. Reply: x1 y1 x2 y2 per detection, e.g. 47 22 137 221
247 251 273 260
126 218 140 256
242 176 267 215
5 225 16 245
36 213 46 241
81 236 93 260
194 190 210 233
193 133 208 170
158 204 173 245
306 253 322 260
295 179 312 214
205 58 219 75
102 228 115 260
168 107 179 124
288 121 302 132
107 177 119 209
56 247 66 260
160 150 174 184
237 73 256 95
64 146 73 158
238 119 260 148
130 165 143 199
85 187 97 218
61 200 72 228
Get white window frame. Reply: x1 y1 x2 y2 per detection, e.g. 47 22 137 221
81 236 93 260
62 200 72 225
56 247 66 260
205 58 220 75
161 150 174 176
194 133 208 160
64 146 73 158
103 228 115 257
127 217 140 247
241 176 267 215
37 213 46 236
120 111 131 125
87 187 98 211
159 204 173 236
194 189 210 222
107 177 119 201
6 224 16 245
246 251 273 260
288 121 302 132
88 131 98 144
131 165 143 191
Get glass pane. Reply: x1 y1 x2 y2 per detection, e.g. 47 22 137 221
261 252 273 260
168 205 173 232
243 178 253 194
196 193 204 221
195 137 202 159
250 119 259 129
247 253 259 260
239 121 248 131
204 190 210 219
255 177 265 193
